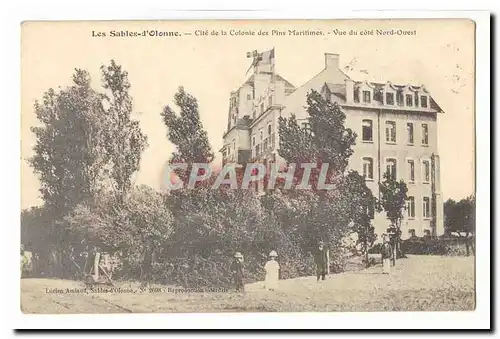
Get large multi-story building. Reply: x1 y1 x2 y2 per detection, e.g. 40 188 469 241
220 50 444 239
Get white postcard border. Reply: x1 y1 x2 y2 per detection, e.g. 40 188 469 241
4 3 491 331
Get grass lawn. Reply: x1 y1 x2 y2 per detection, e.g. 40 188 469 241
20 255 474 313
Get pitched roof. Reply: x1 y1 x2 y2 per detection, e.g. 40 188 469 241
324 83 346 100
351 81 444 113
242 74 295 89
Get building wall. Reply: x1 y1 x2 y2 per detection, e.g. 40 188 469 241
222 52 445 241
279 54 349 121
249 81 286 161
238 84 254 118
274 89 442 239
341 108 439 239
223 127 251 163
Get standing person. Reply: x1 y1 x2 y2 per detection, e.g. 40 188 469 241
314 240 329 282
380 234 393 275
264 250 280 291
230 252 244 292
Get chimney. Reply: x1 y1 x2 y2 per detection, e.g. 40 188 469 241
325 53 339 69
345 78 354 103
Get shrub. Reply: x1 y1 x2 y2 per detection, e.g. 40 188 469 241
401 237 471 256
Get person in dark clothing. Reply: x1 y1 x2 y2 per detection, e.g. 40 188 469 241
314 241 329 282
230 252 244 291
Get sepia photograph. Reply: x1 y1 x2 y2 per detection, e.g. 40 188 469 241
19 18 478 317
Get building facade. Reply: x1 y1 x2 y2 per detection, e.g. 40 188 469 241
220 50 444 239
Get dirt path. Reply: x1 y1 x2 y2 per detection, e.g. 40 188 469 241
21 255 475 313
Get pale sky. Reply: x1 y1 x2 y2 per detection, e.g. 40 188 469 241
21 19 475 209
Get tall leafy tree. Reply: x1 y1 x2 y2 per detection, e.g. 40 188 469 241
29 70 109 213
28 69 111 277
101 60 148 202
28 63 149 277
161 86 214 183
338 171 377 267
276 90 369 270
378 171 409 259
278 90 357 179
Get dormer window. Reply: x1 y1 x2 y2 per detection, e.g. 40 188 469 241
362 91 371 103
373 88 383 102
421 96 428 108
247 94 252 100
396 91 404 106
386 92 394 105
406 94 413 107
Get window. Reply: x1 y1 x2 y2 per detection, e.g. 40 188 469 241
268 96 272 107
362 119 373 142
228 145 231 155
422 160 430 183
253 110 256 119
421 124 429 145
260 102 265 114
414 93 419 107
423 197 431 218
407 123 414 144
260 130 263 141
232 141 236 153
407 196 415 218
268 124 272 135
406 94 413 107
396 91 404 106
407 159 415 182
386 92 394 105
363 90 371 103
362 157 374 180
386 158 397 180
222 151 227 158
420 96 428 108
385 121 396 143
252 135 256 147
247 94 252 100
301 122 312 136
408 229 416 237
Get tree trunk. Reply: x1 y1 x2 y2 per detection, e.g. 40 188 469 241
465 232 470 256
326 248 330 274
142 248 153 282
364 238 369 268
94 252 101 279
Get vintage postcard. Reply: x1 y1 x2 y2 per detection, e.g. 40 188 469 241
20 19 476 315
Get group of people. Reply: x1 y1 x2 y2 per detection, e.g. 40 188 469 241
230 236 396 291
229 240 332 292
230 250 281 292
